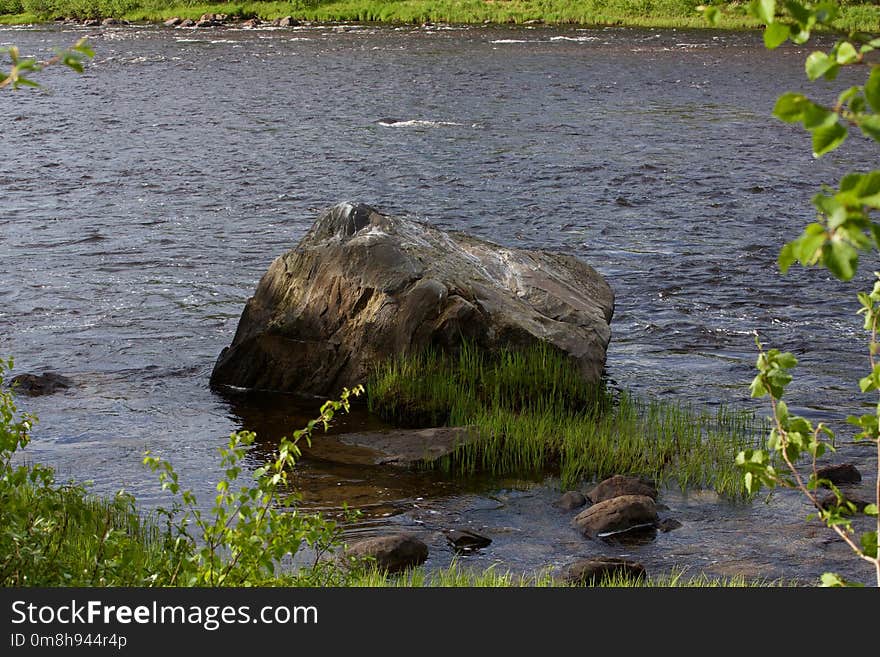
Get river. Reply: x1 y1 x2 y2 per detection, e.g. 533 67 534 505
1 20 877 584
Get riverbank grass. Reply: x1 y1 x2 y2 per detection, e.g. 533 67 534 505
368 342 763 496
0 480 173 586
1 0 879 31
347 561 784 586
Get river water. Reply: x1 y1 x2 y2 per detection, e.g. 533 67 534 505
1 21 877 584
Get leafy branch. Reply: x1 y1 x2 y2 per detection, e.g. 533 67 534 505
705 0 880 586
143 384 365 586
1 37 93 90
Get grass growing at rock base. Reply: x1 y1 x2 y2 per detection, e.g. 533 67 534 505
1 0 879 32
368 342 764 496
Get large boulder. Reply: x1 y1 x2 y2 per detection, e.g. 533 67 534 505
211 202 614 396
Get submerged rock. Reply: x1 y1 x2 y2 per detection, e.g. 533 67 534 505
343 533 428 573
556 491 587 510
9 372 72 396
815 463 862 486
656 517 682 533
572 494 658 540
444 529 492 552
586 474 658 504
299 426 479 466
816 491 870 513
211 202 614 396
561 558 646 585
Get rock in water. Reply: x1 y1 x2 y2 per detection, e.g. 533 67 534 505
9 372 72 396
444 529 492 552
571 494 658 539
211 202 614 395
586 474 658 504
815 463 862 486
556 491 587 510
561 558 646 585
343 534 429 573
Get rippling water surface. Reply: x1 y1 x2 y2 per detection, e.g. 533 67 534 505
1 22 877 583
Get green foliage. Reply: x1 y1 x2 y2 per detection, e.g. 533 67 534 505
1 359 173 585
1 37 93 90
0 0 23 14
1 355 365 585
705 0 880 586
143 385 364 586
2 0 876 31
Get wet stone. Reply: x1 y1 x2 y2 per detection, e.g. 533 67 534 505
444 529 492 552
343 533 428 573
817 490 870 512
815 463 862 486
586 474 658 504
561 558 646 586
557 491 587 510
656 517 682 533
9 372 72 396
572 494 658 540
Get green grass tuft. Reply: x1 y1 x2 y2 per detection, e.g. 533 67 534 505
345 560 787 586
368 342 764 495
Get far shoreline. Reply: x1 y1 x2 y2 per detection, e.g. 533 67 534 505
1 1 878 33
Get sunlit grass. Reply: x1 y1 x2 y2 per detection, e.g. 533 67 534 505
344 561 787 587
0 481 172 586
368 342 765 496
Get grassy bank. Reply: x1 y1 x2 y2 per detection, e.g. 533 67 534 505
0 479 173 586
367 342 764 496
348 561 785 586
1 0 879 32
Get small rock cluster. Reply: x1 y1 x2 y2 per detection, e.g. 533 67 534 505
162 15 301 29
553 474 677 585
340 474 682 584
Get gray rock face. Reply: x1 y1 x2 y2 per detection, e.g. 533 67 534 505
561 558 646 585
586 474 658 504
571 494 658 539
211 202 614 395
344 533 429 573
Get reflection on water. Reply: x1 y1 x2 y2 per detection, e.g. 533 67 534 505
1 22 877 584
